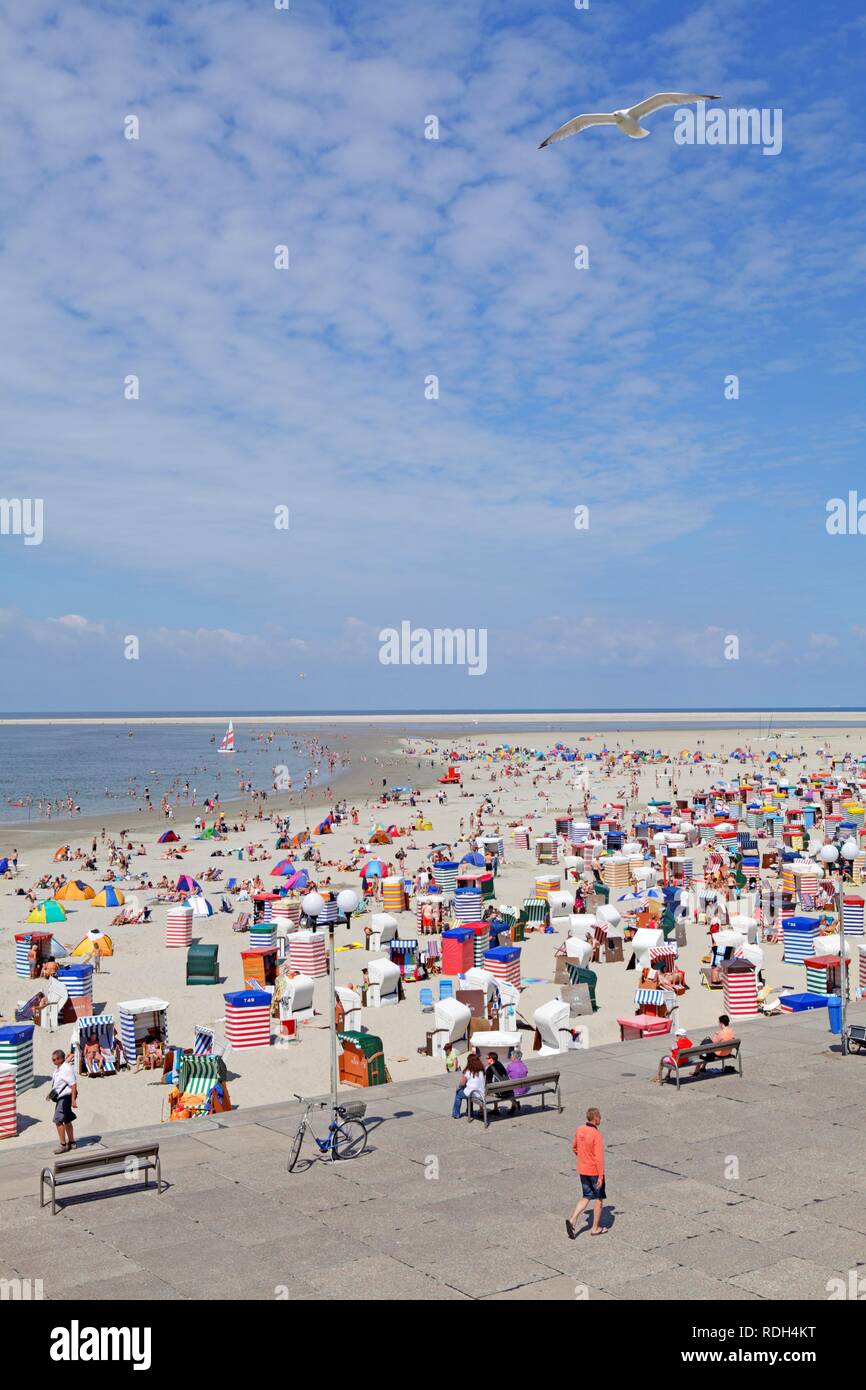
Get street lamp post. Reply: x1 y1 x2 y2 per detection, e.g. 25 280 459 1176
819 842 844 1053
302 888 359 1111
839 838 858 1055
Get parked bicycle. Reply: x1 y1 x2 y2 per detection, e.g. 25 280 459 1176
287 1093 368 1171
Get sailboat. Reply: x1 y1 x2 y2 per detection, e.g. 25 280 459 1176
218 720 235 754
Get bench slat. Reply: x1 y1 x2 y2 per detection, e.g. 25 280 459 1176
51 1144 159 1175
52 1159 159 1186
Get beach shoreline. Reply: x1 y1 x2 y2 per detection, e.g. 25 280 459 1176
3 709 866 727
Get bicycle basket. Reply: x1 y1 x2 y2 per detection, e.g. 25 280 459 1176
338 1102 367 1120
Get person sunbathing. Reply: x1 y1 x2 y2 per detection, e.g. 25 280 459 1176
141 1032 164 1069
83 1034 106 1073
656 966 687 993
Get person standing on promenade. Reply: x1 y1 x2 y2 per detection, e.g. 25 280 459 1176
567 1107 606 1238
49 1049 77 1154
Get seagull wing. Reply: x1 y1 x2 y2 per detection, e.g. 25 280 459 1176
627 92 719 121
538 111 616 148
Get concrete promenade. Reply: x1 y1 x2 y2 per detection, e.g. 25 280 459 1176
1 1005 864 1301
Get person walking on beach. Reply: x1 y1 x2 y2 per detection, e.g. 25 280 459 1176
567 1107 606 1238
49 1049 77 1154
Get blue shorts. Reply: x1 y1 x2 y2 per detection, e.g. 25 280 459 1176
580 1174 606 1200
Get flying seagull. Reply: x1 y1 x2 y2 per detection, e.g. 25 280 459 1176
538 92 720 148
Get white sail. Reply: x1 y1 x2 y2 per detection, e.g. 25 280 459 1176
218 720 234 753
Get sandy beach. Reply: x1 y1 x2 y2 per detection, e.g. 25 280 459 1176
1 717 859 1149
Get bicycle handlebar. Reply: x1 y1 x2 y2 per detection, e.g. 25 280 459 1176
293 1093 329 1109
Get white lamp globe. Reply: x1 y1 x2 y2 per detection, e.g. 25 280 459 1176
842 838 858 861
337 888 360 916
819 844 839 863
302 891 325 919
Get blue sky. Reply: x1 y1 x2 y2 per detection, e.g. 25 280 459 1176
1 0 865 711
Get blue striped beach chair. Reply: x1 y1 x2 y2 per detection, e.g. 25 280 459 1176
76 1015 118 1077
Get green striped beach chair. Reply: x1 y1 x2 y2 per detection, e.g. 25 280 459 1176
178 1054 227 1101
520 897 549 927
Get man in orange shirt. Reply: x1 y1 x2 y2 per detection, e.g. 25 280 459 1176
566 1107 606 1238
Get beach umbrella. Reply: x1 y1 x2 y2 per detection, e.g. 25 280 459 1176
91 886 125 908
460 852 486 867
27 900 67 925
176 874 200 894
615 892 642 913
54 880 95 901
158 830 179 843
270 858 295 877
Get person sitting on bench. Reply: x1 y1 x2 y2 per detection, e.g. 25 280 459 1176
694 1014 736 1074
651 1027 693 1084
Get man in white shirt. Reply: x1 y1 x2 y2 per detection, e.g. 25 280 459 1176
50 1049 78 1153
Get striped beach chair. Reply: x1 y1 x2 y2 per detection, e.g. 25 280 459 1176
520 897 549 928
420 938 441 973
175 1055 230 1116
76 1015 117 1077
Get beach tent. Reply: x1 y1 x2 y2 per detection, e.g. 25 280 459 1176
315 819 333 835
270 858 295 877
53 846 70 862
361 859 386 878
158 830 180 843
91 886 124 908
70 930 114 958
461 852 486 867
54 880 95 902
284 869 309 891
289 831 310 848
176 874 201 894
27 900 67 925
369 830 391 845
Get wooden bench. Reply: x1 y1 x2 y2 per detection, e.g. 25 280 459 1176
467 1070 562 1127
40 1143 165 1215
660 1040 743 1090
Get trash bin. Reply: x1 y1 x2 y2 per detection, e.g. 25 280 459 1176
827 994 842 1035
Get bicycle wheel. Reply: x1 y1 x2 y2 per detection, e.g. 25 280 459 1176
287 1122 306 1172
330 1119 368 1161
